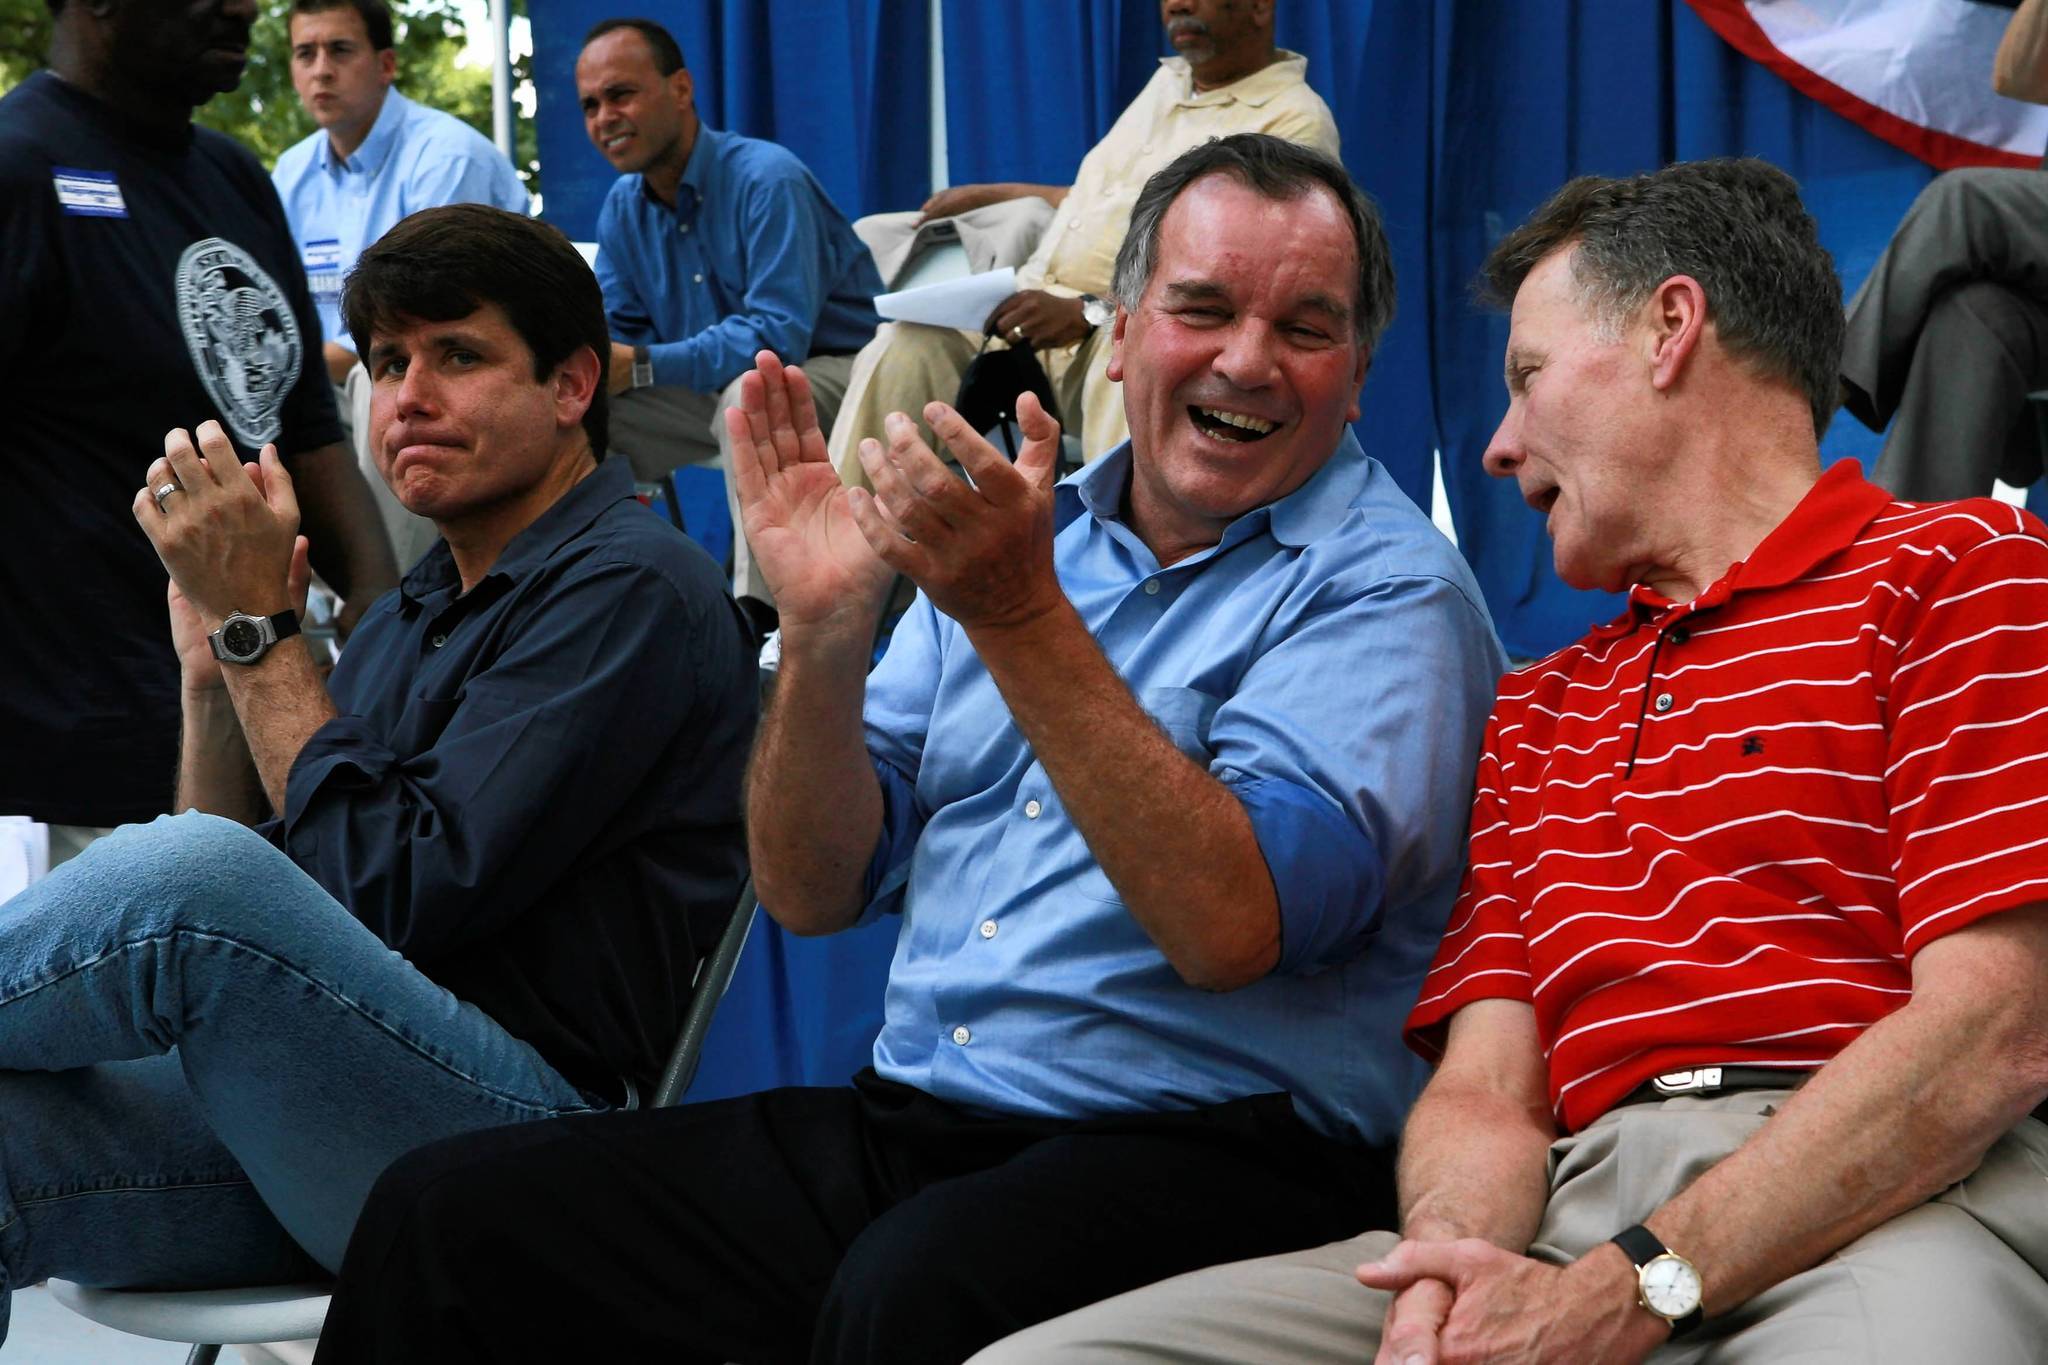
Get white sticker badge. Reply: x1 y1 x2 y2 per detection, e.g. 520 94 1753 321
53 166 127 219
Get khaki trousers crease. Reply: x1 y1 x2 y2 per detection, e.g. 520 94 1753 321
970 1091 2048 1364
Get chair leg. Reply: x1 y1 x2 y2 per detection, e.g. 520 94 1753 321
186 1344 222 1365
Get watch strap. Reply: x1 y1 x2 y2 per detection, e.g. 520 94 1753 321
1610 1224 1703 1338
270 609 302 643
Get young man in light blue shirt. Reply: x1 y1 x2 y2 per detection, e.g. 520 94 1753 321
272 0 528 564
576 17 883 614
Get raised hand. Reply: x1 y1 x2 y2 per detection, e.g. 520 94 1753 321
846 388 1064 634
136 421 300 626
725 350 895 632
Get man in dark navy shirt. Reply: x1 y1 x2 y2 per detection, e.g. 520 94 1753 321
0 204 755 1330
0 0 398 854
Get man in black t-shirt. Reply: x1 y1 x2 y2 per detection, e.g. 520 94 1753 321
0 0 397 853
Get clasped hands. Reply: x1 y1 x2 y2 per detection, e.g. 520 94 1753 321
1357 1238 1664 1365
133 419 309 689
727 350 1065 639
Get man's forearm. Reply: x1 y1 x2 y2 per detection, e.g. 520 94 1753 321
1995 0 2048 101
746 619 888 935
1396 1001 1559 1248
219 640 340 813
1645 910 2048 1316
175 687 266 823
291 442 398 629
966 601 1279 990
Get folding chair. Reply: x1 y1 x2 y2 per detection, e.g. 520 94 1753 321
48 880 761 1364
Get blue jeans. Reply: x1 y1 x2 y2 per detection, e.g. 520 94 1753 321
0 812 599 1345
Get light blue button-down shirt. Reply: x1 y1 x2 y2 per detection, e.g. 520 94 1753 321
859 433 1508 1145
593 127 883 394
272 90 529 350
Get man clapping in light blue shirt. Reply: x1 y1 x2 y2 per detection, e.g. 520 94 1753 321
309 134 1508 1365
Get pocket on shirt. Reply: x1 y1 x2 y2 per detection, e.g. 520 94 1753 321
1139 685 1219 765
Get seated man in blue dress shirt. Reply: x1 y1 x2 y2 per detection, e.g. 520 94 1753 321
273 0 529 569
575 17 885 615
308 135 1507 1365
0 205 755 1342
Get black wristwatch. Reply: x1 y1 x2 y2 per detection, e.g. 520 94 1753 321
209 609 301 666
1610 1224 1703 1337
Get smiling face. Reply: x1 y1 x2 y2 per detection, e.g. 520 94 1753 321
1108 174 1369 563
575 28 695 180
1484 248 1667 592
288 6 394 146
365 302 592 529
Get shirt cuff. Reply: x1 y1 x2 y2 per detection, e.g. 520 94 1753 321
853 753 926 927
1230 774 1385 976
279 715 399 831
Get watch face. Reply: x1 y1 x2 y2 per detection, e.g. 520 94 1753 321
1641 1254 1702 1318
221 618 264 659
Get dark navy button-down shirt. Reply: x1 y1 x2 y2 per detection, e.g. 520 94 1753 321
859 433 1508 1145
593 126 884 393
262 459 757 1094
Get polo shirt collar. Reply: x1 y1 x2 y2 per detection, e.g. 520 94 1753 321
1163 50 1310 108
1054 428 1370 553
398 457 633 604
1612 459 1892 627
319 88 408 176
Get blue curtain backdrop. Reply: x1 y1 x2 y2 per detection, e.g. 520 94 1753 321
529 0 932 243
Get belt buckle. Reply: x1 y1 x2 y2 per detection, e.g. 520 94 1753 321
1650 1066 1723 1097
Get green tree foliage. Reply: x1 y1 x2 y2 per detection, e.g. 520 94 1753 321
0 0 536 195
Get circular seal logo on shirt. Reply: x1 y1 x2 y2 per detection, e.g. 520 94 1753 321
175 237 302 448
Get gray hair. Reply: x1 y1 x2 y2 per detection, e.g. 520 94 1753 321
1110 133 1396 353
1480 157 1844 438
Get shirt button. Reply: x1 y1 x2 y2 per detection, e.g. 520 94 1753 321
1653 692 1674 713
1668 626 1690 645
1143 580 1160 596
979 919 998 940
952 1025 971 1046
1044 272 1058 285
1024 799 1043 819
430 633 448 648
692 272 703 283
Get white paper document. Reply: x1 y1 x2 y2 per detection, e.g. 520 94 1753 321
874 267 1016 332
0 816 49 900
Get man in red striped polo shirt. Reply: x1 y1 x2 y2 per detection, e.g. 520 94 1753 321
973 158 2048 1363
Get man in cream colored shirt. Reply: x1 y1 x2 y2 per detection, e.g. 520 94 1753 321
826 0 1338 480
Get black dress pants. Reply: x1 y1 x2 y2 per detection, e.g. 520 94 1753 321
312 1069 1393 1365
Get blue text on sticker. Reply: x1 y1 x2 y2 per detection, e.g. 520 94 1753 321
302 237 344 307
54 167 128 219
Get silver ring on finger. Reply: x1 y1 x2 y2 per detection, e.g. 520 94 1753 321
154 480 181 514
1010 325 1026 344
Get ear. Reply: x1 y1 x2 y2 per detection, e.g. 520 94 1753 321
377 48 397 88
1345 343 1369 424
1105 304 1129 383
554 344 602 431
1251 0 1275 31
1643 274 1707 395
671 67 694 112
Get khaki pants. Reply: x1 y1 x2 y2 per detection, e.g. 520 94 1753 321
972 1091 2048 1364
825 321 1127 488
609 353 856 605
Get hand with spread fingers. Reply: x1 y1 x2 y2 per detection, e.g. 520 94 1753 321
725 349 897 632
135 419 301 630
847 389 1065 634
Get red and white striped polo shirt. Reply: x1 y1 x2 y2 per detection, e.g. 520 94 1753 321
1406 462 2048 1132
